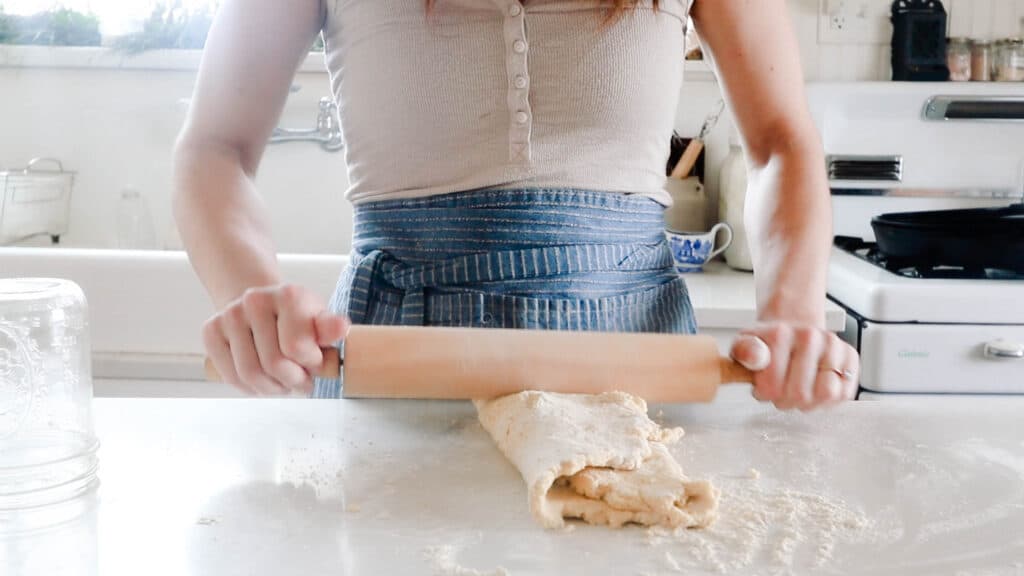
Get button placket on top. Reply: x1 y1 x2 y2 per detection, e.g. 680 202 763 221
502 1 532 165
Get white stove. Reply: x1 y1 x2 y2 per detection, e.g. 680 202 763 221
828 239 1024 396
807 83 1024 398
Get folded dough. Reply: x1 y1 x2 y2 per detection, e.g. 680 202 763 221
475 391 718 529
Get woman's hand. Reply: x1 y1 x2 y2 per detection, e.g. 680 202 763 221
203 284 349 396
730 323 860 411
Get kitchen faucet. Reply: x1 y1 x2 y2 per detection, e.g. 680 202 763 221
269 97 344 152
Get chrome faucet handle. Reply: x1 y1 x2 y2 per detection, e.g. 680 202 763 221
317 97 343 150
321 132 345 152
317 98 338 130
267 97 342 152
317 97 338 119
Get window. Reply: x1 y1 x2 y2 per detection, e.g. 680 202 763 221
0 0 218 40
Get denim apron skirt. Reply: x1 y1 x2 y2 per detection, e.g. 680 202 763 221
312 188 697 399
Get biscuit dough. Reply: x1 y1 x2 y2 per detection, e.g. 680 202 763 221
475 391 718 529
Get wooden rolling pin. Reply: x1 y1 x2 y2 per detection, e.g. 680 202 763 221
669 138 705 180
669 99 725 180
205 325 753 402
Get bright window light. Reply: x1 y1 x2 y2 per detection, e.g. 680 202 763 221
1 1 218 36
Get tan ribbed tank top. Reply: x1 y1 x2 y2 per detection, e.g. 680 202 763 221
321 0 691 205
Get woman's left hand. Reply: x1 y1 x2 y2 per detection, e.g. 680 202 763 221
729 323 860 411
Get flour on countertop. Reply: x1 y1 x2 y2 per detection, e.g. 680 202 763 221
645 473 874 574
912 439 1024 543
663 550 682 572
423 544 509 576
280 446 345 500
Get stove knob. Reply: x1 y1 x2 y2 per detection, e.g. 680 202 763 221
983 339 1024 360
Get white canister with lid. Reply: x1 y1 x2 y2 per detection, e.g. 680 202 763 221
718 130 753 271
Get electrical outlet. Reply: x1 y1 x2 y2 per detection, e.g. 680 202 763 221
818 0 892 45
831 12 847 31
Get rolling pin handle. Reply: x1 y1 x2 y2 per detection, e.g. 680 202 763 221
317 348 343 379
719 357 755 384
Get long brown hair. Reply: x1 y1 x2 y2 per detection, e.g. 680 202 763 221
424 1 659 23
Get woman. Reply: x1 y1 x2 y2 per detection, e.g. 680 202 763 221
174 0 859 410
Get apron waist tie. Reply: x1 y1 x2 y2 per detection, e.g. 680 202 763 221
346 242 676 327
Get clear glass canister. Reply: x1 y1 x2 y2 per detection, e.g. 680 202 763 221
0 278 98 511
971 41 992 81
947 37 973 81
991 39 1007 79
995 39 1024 81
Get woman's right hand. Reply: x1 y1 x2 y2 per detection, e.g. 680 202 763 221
203 284 349 396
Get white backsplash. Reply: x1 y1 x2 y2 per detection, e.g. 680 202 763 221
948 0 1024 39
798 0 1024 82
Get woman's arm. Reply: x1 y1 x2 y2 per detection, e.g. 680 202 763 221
174 0 321 304
691 0 859 410
173 0 346 395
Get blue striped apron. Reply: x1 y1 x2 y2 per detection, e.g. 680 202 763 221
313 188 697 399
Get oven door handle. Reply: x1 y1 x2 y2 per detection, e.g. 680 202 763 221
983 339 1024 360
924 96 1024 121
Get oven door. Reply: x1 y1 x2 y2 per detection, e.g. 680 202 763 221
847 319 1024 394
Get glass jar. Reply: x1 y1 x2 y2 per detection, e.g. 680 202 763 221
116 188 157 250
947 37 973 81
0 278 98 511
991 39 1006 79
971 40 992 81
995 38 1024 81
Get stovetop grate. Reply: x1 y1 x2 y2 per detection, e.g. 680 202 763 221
834 236 1024 281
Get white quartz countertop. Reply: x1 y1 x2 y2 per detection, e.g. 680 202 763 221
6 389 1023 576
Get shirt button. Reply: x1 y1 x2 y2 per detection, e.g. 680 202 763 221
515 110 529 124
513 74 528 89
513 39 527 54
509 4 522 16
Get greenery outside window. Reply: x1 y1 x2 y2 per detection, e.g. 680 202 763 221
0 2 325 53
